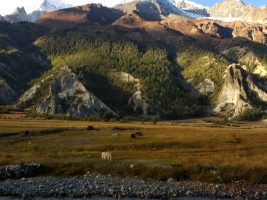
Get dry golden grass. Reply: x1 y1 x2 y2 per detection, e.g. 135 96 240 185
0 115 267 183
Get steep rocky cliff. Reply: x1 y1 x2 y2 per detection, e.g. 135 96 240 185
18 67 116 117
215 64 267 119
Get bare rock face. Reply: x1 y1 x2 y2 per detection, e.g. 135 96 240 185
116 1 161 21
230 22 267 44
215 64 251 119
197 79 215 94
112 13 143 27
195 20 232 38
113 71 149 115
129 90 149 115
163 18 267 45
161 19 233 43
210 0 267 23
215 64 267 119
18 67 116 117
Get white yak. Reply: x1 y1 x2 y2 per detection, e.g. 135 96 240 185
101 152 112 161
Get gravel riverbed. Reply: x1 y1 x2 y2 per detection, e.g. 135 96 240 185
0 174 266 199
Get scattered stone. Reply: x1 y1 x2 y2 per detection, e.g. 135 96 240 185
167 178 176 184
0 173 266 199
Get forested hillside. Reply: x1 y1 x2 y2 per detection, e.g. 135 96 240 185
1 2 267 120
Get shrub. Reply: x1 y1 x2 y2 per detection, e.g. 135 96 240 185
239 108 265 121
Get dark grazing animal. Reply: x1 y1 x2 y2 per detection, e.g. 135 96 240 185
131 131 144 139
135 131 143 136
24 131 30 137
87 126 95 130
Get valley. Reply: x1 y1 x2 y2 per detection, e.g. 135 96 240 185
1 0 267 199
0 114 267 184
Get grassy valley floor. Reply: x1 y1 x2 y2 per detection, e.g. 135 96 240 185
0 114 267 183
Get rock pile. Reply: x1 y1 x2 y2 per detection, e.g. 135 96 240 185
0 164 40 181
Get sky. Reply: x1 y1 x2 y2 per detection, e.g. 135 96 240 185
0 0 124 15
194 0 267 7
0 0 266 15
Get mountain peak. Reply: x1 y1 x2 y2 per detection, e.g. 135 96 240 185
225 0 244 3
39 0 71 12
12 7 27 15
210 0 267 23
4 7 29 23
225 0 245 5
38 3 124 29
174 0 209 16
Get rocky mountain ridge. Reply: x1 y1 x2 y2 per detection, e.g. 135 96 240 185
175 0 209 16
210 0 267 23
2 0 79 23
4 7 29 23
3 0 267 23
1 0 209 23
115 0 204 21
162 19 267 45
37 4 124 29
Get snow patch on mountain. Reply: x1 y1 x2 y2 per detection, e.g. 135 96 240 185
174 0 209 17
176 0 209 9
39 0 72 12
202 17 241 23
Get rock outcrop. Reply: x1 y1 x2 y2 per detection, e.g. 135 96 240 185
18 67 116 117
226 22 267 44
215 64 267 119
113 71 149 115
197 79 215 94
162 18 267 45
